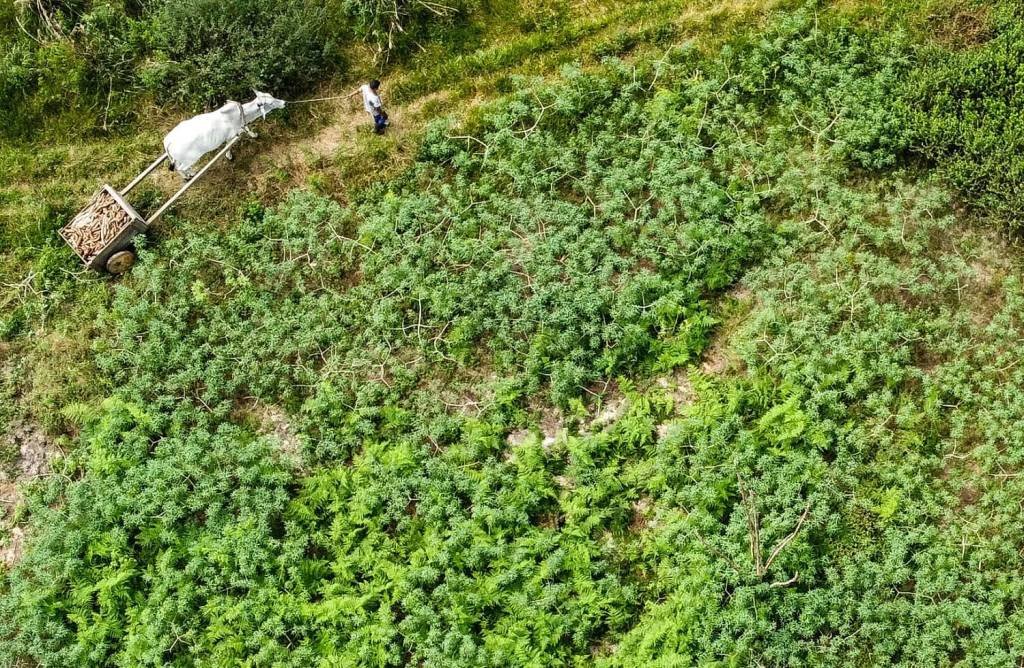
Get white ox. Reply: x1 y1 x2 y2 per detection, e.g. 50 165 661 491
163 91 286 179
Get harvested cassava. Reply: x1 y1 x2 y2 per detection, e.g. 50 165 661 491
60 190 132 261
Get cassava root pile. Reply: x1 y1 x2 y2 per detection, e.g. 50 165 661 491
60 190 133 261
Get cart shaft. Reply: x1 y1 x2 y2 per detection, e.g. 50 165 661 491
145 136 241 226
122 152 168 195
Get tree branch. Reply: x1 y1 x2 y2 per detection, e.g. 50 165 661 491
763 500 812 574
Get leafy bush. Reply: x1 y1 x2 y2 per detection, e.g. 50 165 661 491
0 9 937 665
904 3 1024 224
1 0 480 134
152 0 335 105
0 400 295 665
2 0 338 132
605 179 974 665
0 34 90 138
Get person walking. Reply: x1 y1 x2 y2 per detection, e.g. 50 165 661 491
357 79 388 134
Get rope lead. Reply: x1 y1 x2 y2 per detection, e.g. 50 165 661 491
285 93 356 105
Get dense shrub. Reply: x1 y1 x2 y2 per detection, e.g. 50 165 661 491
607 180 981 666
904 4 1024 224
0 11 934 665
0 31 90 137
0 0 476 135
152 0 334 105
1 0 335 132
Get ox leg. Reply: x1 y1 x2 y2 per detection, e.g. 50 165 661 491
226 150 233 161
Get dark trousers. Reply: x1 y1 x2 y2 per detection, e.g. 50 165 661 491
373 111 388 134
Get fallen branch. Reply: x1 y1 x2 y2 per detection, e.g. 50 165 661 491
769 572 799 588
763 500 812 574
739 473 813 580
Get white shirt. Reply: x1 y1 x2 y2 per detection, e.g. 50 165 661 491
360 84 381 114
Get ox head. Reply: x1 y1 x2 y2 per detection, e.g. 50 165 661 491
252 90 286 118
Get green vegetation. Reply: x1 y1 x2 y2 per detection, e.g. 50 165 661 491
0 0 472 136
905 3 1024 224
5 0 1024 665
152 0 335 105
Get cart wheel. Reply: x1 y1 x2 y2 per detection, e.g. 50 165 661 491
106 250 136 274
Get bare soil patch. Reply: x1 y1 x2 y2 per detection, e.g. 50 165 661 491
925 4 993 48
254 405 304 467
1 419 60 569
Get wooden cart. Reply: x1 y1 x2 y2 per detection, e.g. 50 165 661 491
60 134 243 274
